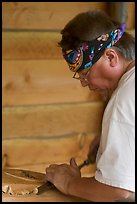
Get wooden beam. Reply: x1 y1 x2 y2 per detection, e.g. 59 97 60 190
2 2 107 30
2 133 96 166
2 102 105 139
2 31 62 60
2 60 103 106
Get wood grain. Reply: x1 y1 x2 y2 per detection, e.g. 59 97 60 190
2 60 103 106
2 133 96 167
2 31 62 60
2 2 107 30
2 102 105 139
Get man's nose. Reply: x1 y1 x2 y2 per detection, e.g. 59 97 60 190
80 79 89 87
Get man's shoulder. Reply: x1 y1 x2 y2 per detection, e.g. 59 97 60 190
114 66 135 103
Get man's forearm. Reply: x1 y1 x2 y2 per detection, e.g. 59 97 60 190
67 176 132 202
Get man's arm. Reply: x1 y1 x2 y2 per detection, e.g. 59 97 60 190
67 176 132 202
45 159 132 202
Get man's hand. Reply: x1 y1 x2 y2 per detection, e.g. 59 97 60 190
45 158 81 194
87 134 100 163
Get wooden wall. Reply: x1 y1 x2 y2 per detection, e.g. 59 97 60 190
2 2 135 175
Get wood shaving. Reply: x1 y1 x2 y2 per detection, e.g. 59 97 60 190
2 185 39 196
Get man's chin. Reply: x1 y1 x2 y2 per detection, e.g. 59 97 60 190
89 87 110 101
88 86 102 92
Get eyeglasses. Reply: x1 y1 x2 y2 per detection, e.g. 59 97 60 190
72 68 91 82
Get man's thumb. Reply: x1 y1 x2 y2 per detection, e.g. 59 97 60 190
70 157 78 168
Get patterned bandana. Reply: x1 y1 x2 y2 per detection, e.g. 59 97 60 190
63 23 126 72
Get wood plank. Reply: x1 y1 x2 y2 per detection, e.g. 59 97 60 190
2 102 105 139
2 60 103 106
2 2 107 30
2 30 135 61
2 31 62 60
2 133 95 167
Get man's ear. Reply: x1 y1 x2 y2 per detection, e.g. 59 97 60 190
104 48 118 67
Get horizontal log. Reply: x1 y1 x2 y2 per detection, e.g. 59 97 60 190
2 31 62 60
2 102 105 139
2 29 135 61
2 60 103 106
2 2 107 30
2 133 95 167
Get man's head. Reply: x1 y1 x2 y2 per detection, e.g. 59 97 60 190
58 10 135 92
62 23 125 73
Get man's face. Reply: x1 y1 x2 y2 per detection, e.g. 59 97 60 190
73 48 123 99
79 55 112 92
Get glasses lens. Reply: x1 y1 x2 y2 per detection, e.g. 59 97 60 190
72 68 91 81
72 72 80 79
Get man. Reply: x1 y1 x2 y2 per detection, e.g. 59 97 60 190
45 10 135 202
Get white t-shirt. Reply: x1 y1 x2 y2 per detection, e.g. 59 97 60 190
95 66 135 192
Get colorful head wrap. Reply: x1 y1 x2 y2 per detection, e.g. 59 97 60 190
63 23 126 72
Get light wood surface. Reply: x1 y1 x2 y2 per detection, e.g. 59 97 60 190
2 31 62 60
2 59 103 106
2 133 96 170
2 102 104 139
2 2 107 30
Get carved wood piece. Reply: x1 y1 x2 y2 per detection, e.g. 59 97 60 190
3 168 46 182
2 171 43 196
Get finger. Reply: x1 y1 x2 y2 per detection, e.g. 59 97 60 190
49 164 58 168
45 166 56 181
45 172 54 182
70 157 78 168
46 166 56 174
46 168 53 173
45 164 57 172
